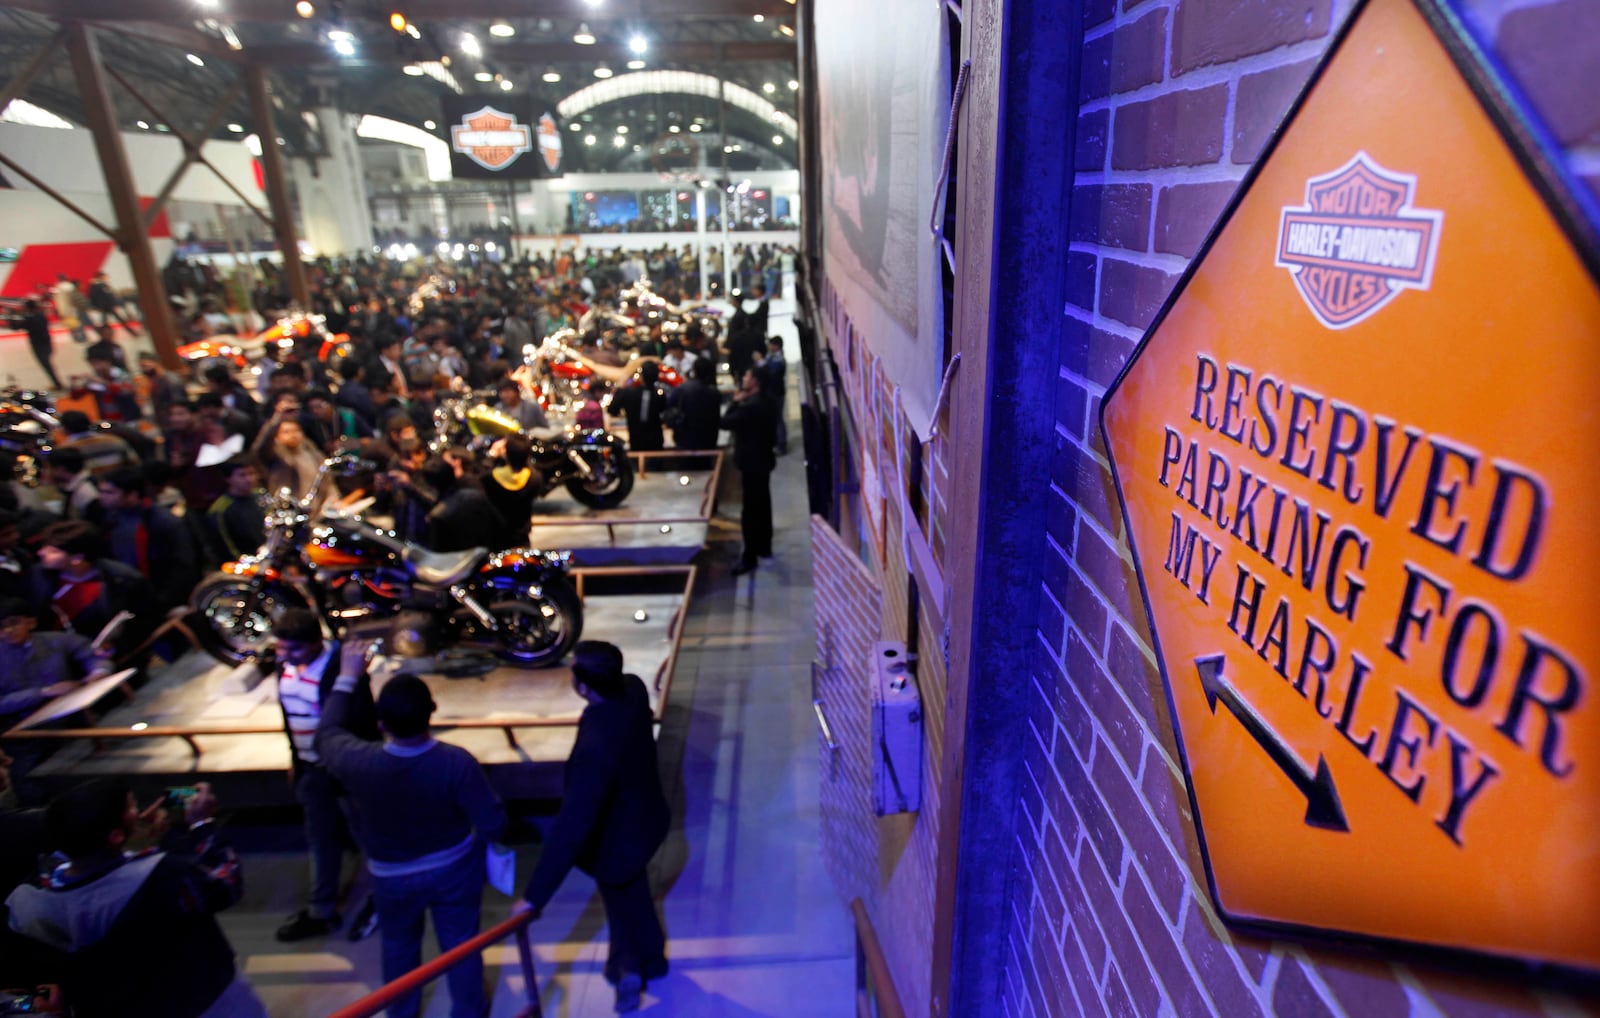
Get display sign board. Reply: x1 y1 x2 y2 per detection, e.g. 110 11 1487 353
441 95 563 180
1100 0 1600 972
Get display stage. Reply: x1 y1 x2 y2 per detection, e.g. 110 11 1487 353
526 450 723 566
9 565 696 803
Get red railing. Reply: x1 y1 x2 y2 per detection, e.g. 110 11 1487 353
326 911 542 1018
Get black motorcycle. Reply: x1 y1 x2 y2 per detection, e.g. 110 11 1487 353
190 456 583 667
430 393 635 509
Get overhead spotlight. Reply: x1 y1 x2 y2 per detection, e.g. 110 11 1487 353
499 78 514 90
788 79 799 90
688 123 702 132
779 24 795 37
333 37 355 56
573 23 596 45
403 64 424 75
772 135 783 145
543 70 562 83
626 59 645 70
186 52 205 66
667 124 680 133
628 34 647 55
474 71 493 82
612 135 625 147
295 0 314 16
136 119 150 129
593 63 613 78
389 12 407 31
723 144 733 153
328 29 353 40
424 119 436 129
222 25 243 49
583 0 602 6
584 134 596 145
569 121 582 131
762 81 776 94
489 22 515 37
459 32 480 56
615 125 628 135
227 122 243 132
406 23 420 38
753 13 765 22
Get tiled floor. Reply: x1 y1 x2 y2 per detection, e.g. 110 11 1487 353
121 301 859 1016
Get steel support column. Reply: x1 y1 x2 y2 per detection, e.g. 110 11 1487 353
63 22 180 368
245 64 311 309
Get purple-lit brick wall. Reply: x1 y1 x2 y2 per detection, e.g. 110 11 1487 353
1004 0 1600 1015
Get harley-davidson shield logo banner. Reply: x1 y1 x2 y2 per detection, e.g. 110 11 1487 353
450 105 532 172
1275 152 1443 329
538 113 563 174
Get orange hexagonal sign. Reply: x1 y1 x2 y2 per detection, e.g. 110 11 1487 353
1101 0 1600 973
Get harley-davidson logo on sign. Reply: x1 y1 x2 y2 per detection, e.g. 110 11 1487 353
538 113 563 174
450 106 533 172
1275 152 1443 329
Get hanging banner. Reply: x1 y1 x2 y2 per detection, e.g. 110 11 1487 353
1101 0 1600 974
442 95 564 180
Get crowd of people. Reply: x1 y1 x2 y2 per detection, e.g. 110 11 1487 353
0 245 794 1013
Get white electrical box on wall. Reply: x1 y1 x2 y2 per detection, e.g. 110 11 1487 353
871 640 922 816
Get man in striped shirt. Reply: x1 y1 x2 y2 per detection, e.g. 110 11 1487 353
271 609 377 942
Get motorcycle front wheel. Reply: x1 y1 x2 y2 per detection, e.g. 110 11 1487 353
565 446 635 509
191 574 310 665
486 577 583 668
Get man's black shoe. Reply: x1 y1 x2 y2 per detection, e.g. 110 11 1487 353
276 910 338 943
731 558 757 576
642 957 669 981
614 971 643 1013
346 897 379 942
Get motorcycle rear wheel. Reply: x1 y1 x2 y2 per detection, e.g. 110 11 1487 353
191 574 310 665
565 447 635 509
487 577 583 668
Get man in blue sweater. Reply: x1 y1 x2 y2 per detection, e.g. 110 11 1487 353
316 647 506 1018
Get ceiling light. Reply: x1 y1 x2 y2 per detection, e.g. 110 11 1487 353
333 38 355 56
222 25 243 49
295 0 314 16
627 59 645 70
459 32 480 56
186 52 204 66
136 120 149 129
328 29 353 41
688 123 701 133
762 81 776 94
583 0 602 6
773 134 783 145
570 122 582 131
489 22 515 37
779 24 795 37
593 64 613 78
584 134 596 145
615 125 628 135
543 70 562 83
499 79 513 91
474 71 493 82
612 135 625 147
628 34 647 55
788 79 799 90
573 23 596 45
753 13 765 22
668 124 680 133
389 12 407 32
227 122 243 132
406 24 420 38
403 64 424 75
424 119 436 129
723 145 732 153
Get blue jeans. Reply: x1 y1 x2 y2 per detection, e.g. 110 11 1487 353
371 849 487 1018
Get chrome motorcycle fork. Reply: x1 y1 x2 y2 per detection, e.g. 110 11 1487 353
565 447 595 477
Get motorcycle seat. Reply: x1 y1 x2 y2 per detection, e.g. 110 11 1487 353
403 545 486 586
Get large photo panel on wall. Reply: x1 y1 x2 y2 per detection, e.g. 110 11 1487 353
814 0 950 438
442 94 564 180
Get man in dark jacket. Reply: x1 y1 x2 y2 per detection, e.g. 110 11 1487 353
516 640 670 1013
664 356 722 452
5 778 267 1018
32 520 157 658
317 656 507 1018
720 369 779 575
269 610 378 942
607 361 667 452
96 466 198 610
419 455 506 553
11 300 60 389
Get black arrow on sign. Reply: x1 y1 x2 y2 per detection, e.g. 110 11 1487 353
1194 654 1349 833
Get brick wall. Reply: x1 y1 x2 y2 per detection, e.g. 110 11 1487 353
814 281 956 1018
1006 0 1600 1016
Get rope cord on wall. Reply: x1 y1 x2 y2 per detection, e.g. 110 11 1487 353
929 58 973 238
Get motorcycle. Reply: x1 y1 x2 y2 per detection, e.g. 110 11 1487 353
430 391 636 509
189 455 584 667
526 332 682 413
0 387 57 487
